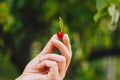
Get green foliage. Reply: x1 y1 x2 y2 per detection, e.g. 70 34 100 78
96 0 108 11
94 0 120 22
0 53 19 79
0 0 120 80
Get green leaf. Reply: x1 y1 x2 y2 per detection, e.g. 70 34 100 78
94 10 107 22
108 0 120 7
106 0 119 5
96 0 108 11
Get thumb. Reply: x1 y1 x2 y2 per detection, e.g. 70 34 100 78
40 34 58 55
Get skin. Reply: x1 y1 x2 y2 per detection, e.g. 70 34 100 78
16 34 72 80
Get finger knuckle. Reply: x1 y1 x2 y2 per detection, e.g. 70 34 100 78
61 56 66 62
51 61 57 67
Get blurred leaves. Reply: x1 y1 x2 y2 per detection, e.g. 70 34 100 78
0 2 9 18
0 53 19 79
96 0 108 11
43 0 58 21
0 0 120 80
95 0 120 24
96 0 120 12
94 9 108 22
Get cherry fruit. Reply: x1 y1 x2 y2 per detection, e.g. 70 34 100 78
57 17 64 38
57 32 64 38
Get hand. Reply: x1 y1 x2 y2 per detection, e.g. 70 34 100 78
16 34 72 80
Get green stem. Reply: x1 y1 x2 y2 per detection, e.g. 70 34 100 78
59 17 63 32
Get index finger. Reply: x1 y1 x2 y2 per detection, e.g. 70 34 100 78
40 34 58 55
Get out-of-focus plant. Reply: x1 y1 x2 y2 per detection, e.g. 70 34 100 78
0 0 120 80
94 0 120 31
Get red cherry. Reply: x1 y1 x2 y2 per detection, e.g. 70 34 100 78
57 32 64 38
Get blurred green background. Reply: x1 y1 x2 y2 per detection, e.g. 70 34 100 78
0 0 120 80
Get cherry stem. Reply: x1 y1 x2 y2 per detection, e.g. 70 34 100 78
59 17 63 32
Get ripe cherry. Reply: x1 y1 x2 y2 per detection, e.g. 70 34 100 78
57 17 64 39
57 32 64 38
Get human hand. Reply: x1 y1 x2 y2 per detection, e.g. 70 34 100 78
16 34 72 80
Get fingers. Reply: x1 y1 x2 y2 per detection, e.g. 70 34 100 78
19 34 72 80
51 39 69 56
37 60 60 80
40 34 58 55
38 34 72 70
63 34 72 53
63 34 72 69
40 34 71 55
51 38 71 67
39 54 66 78
17 74 47 80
